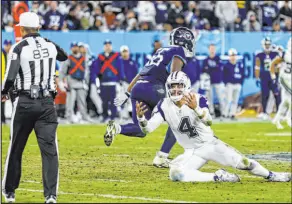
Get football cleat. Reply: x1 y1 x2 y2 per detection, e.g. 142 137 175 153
45 195 57 203
267 172 291 182
104 120 118 146
153 153 171 168
2 191 15 203
272 120 284 129
286 118 291 127
214 169 241 182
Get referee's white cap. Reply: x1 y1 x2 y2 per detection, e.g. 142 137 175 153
17 12 40 28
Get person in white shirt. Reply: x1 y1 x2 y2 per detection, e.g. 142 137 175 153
270 38 292 129
136 71 291 182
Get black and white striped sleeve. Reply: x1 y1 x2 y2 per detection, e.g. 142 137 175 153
1 41 26 94
43 38 68 61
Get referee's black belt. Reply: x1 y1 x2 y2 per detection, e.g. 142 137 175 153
16 90 55 99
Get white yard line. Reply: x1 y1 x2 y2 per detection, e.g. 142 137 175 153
264 132 291 136
17 188 196 203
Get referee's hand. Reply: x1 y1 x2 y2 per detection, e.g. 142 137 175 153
1 94 9 102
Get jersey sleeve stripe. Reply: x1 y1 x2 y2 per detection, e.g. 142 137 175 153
157 99 166 121
173 55 186 65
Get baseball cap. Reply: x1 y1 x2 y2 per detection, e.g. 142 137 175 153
16 12 40 28
104 39 112 45
120 45 129 52
4 40 12 46
78 42 85 47
70 41 78 48
228 48 237 56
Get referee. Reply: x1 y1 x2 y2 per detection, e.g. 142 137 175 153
1 12 67 203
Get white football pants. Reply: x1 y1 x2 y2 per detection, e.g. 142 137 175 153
90 83 103 115
169 139 270 182
206 83 226 114
273 84 291 125
223 83 242 117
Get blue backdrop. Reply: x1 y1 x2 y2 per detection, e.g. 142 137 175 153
2 31 290 103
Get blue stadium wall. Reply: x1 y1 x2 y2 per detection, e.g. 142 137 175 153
2 31 290 104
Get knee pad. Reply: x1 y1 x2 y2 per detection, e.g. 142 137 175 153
236 157 254 170
169 167 184 181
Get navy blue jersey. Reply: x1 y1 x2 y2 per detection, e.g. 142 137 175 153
139 46 187 83
223 61 244 84
256 51 278 79
202 55 223 84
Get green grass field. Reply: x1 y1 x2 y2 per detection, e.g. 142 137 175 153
1 122 291 203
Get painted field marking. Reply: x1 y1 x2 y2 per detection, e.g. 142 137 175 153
265 132 291 136
17 188 196 203
103 154 130 157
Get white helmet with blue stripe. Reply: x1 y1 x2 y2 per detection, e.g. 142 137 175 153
166 71 191 102
261 37 272 52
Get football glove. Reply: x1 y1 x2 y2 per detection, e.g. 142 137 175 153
256 79 261 88
114 92 130 107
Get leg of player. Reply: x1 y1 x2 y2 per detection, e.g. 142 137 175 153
230 84 241 119
169 149 240 182
197 139 291 182
214 83 226 115
260 80 270 120
223 83 232 118
272 98 286 129
153 128 176 168
285 97 291 127
207 85 215 115
104 99 152 146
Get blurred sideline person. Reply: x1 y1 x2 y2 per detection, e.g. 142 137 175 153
59 42 93 123
79 42 103 119
270 38 291 129
222 48 244 119
118 45 138 120
255 37 280 120
135 71 291 183
1 40 12 124
183 56 201 93
202 44 225 116
91 39 125 122
1 12 68 203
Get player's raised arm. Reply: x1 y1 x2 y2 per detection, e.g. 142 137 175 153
170 56 185 72
183 93 212 126
270 56 283 80
136 101 164 134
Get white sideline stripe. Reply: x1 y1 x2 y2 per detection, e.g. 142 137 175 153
2 97 19 191
265 132 291 136
22 179 131 184
103 154 130 157
22 180 41 184
17 188 196 203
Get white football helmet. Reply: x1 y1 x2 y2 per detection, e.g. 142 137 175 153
166 71 191 102
261 37 272 52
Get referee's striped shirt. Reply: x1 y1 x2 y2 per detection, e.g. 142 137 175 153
2 33 67 95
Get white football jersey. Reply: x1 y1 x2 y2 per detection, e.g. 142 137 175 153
158 93 216 149
279 50 291 90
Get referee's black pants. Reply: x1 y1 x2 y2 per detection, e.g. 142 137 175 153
2 93 59 197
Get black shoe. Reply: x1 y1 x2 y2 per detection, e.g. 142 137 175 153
2 191 15 203
45 195 57 203
231 115 237 120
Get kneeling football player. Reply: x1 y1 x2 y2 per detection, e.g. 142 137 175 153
136 71 291 182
